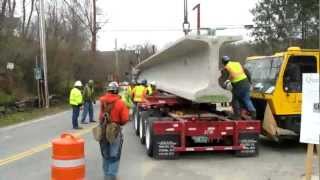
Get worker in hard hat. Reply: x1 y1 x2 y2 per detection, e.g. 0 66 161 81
99 81 129 180
220 56 256 120
119 81 133 109
131 80 147 103
148 81 158 96
131 80 148 122
147 81 156 96
69 80 84 129
81 80 96 124
126 81 133 96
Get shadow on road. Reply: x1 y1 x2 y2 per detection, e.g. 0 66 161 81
259 136 306 152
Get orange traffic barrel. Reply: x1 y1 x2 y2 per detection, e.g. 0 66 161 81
51 133 85 180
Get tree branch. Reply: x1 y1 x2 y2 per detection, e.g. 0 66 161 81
22 0 26 36
1 0 7 17
25 0 35 38
62 0 91 30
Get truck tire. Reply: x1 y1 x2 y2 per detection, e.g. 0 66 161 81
139 111 149 144
145 119 155 157
133 106 140 136
139 110 162 144
145 117 180 159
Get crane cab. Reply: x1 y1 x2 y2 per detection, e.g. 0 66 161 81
244 47 319 141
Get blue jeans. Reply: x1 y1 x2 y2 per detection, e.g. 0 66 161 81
72 105 80 128
81 101 94 122
100 132 123 177
232 84 256 115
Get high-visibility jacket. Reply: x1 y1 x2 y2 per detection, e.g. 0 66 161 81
132 85 147 102
127 86 132 97
82 84 95 102
225 61 247 83
69 87 83 106
147 85 153 96
119 87 133 108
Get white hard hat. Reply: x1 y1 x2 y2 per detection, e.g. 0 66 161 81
150 81 156 86
107 81 119 91
74 80 83 87
120 81 129 86
123 81 129 86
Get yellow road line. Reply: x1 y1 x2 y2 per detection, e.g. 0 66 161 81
0 125 95 167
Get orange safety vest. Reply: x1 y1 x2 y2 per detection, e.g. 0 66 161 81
225 61 247 83
132 85 146 102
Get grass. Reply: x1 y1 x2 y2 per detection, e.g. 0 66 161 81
0 104 70 128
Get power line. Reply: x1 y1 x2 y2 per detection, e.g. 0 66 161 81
100 26 250 33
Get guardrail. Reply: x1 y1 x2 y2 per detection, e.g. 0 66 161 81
0 95 65 117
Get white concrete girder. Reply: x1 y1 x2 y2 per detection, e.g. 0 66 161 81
136 35 242 103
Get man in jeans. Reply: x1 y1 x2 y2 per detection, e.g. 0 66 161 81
69 80 83 129
99 82 129 180
81 80 96 123
220 56 256 120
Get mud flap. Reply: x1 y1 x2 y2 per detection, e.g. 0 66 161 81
153 134 180 159
236 133 259 157
262 103 278 138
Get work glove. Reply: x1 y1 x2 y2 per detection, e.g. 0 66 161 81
223 80 232 91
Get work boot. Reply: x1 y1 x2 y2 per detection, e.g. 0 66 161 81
228 114 241 120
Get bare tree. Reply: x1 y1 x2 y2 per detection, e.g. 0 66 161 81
1 0 8 17
0 0 16 32
21 0 35 38
62 0 108 53
7 0 16 17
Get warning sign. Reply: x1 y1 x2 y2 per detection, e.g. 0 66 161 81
300 73 320 144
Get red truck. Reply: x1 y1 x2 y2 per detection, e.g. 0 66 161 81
132 92 261 159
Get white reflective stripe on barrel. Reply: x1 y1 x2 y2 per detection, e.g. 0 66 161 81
52 158 84 168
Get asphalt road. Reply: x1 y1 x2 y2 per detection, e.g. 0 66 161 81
0 106 319 180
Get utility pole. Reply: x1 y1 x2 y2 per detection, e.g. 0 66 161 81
192 3 200 36
91 0 97 53
115 39 119 82
39 0 49 108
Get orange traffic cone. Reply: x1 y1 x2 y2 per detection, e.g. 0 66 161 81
51 133 85 180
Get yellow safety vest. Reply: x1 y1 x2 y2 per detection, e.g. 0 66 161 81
127 86 132 97
132 85 146 102
147 85 153 96
225 61 247 83
69 87 83 106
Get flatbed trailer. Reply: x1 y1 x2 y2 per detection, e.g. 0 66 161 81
133 93 261 159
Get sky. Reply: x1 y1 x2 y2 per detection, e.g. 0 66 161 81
96 0 257 51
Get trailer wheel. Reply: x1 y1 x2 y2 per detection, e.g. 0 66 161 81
145 119 155 157
139 111 149 144
133 106 140 136
139 110 161 144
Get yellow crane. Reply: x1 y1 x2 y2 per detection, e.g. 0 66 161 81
244 47 320 141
